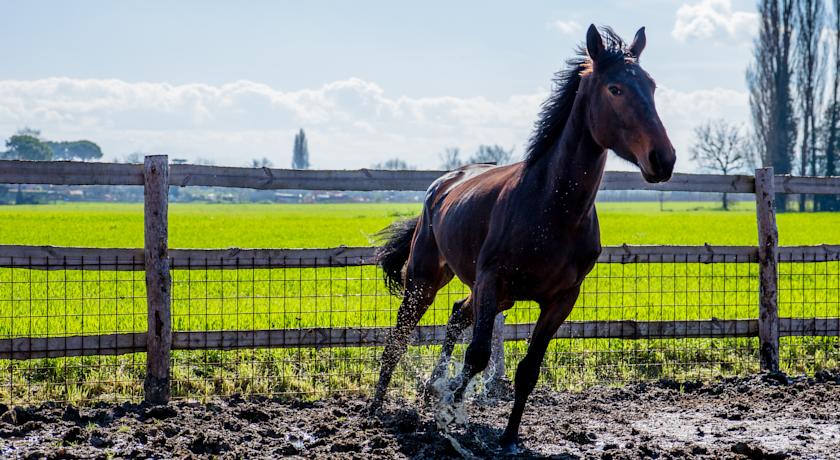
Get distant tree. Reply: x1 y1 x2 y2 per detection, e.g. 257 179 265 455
4 134 53 161
46 140 104 161
818 0 840 211
194 157 216 166
439 147 464 170
3 133 53 204
373 158 415 170
794 0 826 211
747 0 797 211
469 144 514 165
15 127 42 139
251 157 273 168
292 129 310 169
691 120 749 210
121 152 143 164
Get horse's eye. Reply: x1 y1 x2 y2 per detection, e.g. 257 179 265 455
608 86 622 96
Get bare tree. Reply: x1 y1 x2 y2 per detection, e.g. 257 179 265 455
251 157 273 168
373 158 416 170
795 0 826 210
122 152 143 164
439 147 464 170
747 0 797 210
194 157 216 166
469 144 514 165
819 0 840 211
691 120 748 210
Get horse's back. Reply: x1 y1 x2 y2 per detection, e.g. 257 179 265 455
423 163 524 287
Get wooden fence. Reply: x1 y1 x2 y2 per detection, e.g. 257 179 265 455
1 157 840 402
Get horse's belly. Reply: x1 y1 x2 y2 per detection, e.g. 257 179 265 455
506 243 600 301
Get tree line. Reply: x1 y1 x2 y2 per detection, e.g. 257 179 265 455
690 0 840 211
373 144 515 170
1 128 103 162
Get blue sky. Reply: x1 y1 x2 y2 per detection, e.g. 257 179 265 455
0 0 759 170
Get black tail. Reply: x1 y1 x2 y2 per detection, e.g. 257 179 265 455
374 216 419 296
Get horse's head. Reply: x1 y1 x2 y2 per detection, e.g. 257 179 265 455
582 25 675 183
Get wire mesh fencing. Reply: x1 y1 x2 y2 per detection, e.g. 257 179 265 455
0 255 146 404
166 250 764 400
778 250 840 375
1 246 838 404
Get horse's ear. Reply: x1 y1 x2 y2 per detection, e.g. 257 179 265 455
586 24 604 63
629 27 646 59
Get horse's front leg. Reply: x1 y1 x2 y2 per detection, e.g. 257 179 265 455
499 285 580 452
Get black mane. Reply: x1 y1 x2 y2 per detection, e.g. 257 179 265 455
525 27 633 166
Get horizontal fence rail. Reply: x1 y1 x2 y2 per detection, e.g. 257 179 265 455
4 158 840 194
3 158 840 194
1 318 838 361
4 244 840 270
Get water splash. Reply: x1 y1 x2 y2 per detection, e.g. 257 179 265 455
422 322 509 457
431 371 478 458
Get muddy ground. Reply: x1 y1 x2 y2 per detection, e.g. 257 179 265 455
0 371 838 459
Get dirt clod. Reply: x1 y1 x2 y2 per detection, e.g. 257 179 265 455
142 405 177 421
189 431 230 455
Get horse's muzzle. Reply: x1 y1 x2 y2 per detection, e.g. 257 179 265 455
643 148 675 183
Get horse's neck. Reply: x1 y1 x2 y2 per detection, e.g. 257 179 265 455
528 101 607 226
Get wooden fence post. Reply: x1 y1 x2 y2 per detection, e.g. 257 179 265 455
144 155 171 403
755 167 779 372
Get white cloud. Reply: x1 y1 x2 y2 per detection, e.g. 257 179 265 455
672 0 758 42
655 86 750 172
550 19 583 36
0 77 748 172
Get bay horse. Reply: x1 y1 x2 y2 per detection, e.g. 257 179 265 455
369 25 675 451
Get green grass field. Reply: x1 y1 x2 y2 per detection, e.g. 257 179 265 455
0 201 839 402
3 200 840 248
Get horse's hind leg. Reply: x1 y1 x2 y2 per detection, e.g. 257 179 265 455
499 286 580 451
427 296 473 391
370 233 450 411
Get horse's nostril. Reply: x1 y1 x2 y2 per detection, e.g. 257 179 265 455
648 150 661 171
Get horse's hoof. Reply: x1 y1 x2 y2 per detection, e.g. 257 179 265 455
499 437 523 455
366 400 384 416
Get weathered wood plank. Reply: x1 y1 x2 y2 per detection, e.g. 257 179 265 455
0 245 143 270
0 160 144 185
5 158 840 195
8 243 840 270
779 318 840 337
168 247 378 268
774 175 840 195
600 245 758 263
169 166 758 193
0 333 146 360
778 245 840 262
1 318 835 361
143 156 171 404
0 245 776 270
4 243 840 272
601 171 755 193
169 319 762 351
169 164 444 191
755 167 780 372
